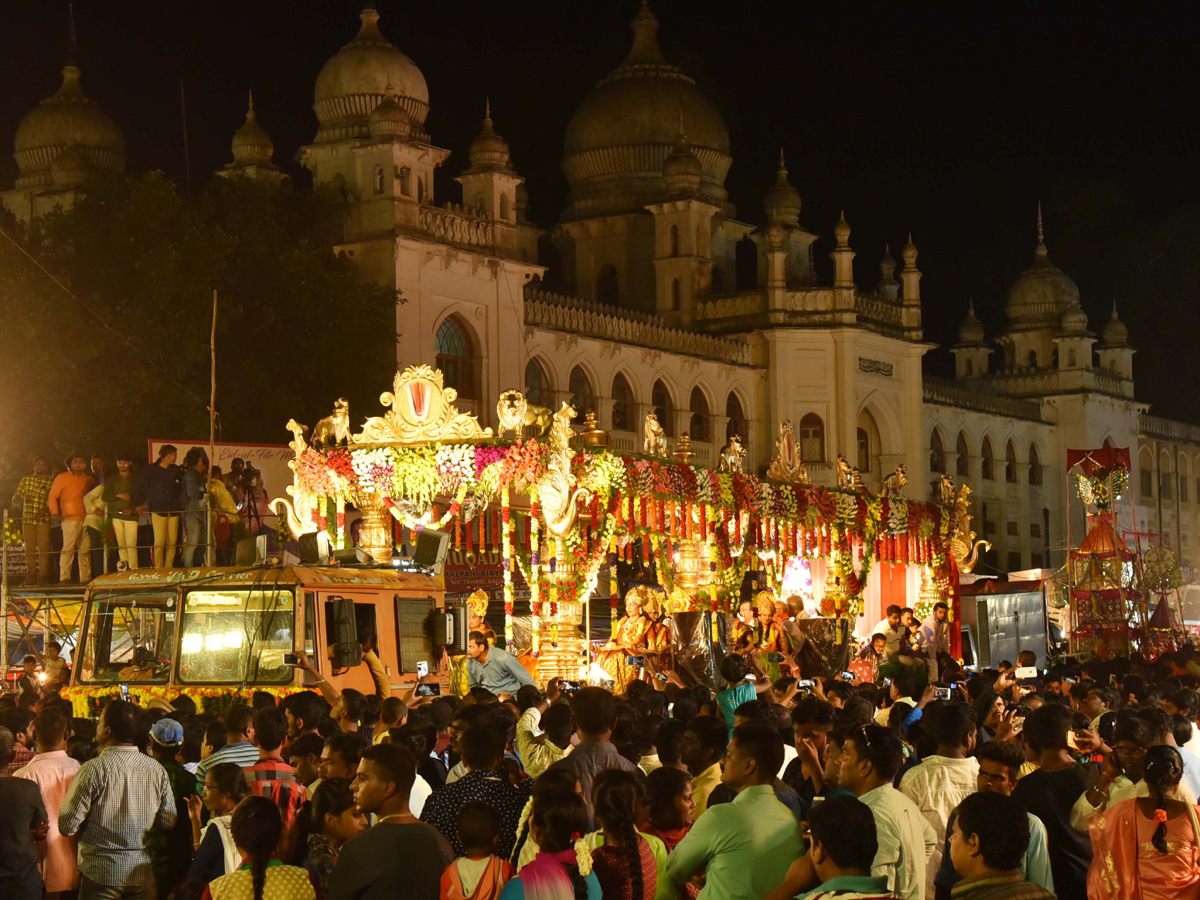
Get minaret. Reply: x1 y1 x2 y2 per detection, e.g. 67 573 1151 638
1097 300 1134 380
879 244 899 302
219 91 286 183
900 233 922 334
952 299 991 379
647 119 718 324
456 99 523 225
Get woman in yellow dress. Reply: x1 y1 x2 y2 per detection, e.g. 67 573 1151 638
467 589 497 646
599 587 651 692
753 590 792 683
642 588 672 672
729 596 758 655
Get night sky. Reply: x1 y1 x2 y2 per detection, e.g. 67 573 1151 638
3 2 1199 421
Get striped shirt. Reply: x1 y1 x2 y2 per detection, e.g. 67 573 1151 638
244 756 307 827
12 474 53 519
194 741 261 787
58 745 177 887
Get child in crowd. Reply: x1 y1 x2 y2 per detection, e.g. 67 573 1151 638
441 800 513 900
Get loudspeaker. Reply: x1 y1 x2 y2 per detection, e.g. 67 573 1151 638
298 533 321 564
413 528 451 575
442 599 470 654
333 547 368 565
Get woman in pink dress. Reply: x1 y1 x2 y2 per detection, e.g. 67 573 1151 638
1088 744 1200 900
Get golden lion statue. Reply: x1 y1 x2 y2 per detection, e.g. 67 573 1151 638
718 435 746 473
644 411 668 456
311 399 350 449
836 454 864 491
496 390 551 438
882 463 908 498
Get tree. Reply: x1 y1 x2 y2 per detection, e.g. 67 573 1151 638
0 172 400 490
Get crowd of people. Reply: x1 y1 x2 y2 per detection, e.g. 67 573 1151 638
8 631 1200 900
8 450 273 582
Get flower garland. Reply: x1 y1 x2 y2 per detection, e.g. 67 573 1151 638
61 684 308 719
501 484 515 646
529 486 541 658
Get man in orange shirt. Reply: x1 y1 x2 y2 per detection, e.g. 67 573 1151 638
48 455 95 584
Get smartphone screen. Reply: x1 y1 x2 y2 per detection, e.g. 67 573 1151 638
842 671 855 680
415 683 441 697
625 655 646 667
934 686 952 701
119 683 131 702
416 660 429 679
797 679 815 691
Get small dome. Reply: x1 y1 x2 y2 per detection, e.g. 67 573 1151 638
834 210 851 246
367 82 411 139
231 92 275 165
662 126 703 195
879 245 897 284
957 300 986 346
313 8 429 143
465 100 510 171
1006 205 1081 331
14 65 124 188
562 2 731 218
763 149 801 224
49 143 90 187
902 233 918 266
1101 302 1129 347
1059 302 1089 336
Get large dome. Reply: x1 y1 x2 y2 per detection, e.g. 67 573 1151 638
562 2 731 219
313 8 429 143
14 65 124 189
1005 209 1080 331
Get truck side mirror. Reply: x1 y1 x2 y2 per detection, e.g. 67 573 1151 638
330 596 361 670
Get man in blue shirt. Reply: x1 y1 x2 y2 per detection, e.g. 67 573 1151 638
464 631 534 696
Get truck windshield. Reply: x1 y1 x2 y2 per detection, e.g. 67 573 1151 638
178 588 294 684
78 591 177 684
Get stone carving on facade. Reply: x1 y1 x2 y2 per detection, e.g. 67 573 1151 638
882 463 908 498
836 454 864 492
766 420 809 484
352 365 493 445
644 411 668 456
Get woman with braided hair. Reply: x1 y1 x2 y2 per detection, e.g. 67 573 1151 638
203 797 314 900
590 769 659 900
498 788 600 900
1087 744 1200 899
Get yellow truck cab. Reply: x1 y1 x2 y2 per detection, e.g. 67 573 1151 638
67 565 448 707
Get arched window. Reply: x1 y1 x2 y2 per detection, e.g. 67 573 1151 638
611 374 634 432
670 279 681 311
652 380 675 437
1027 350 1038 369
1029 444 1043 486
669 224 680 257
735 236 758 289
373 165 385 195
965 359 974 377
597 265 618 305
857 428 870 473
1006 441 1018 483
398 166 411 196
956 431 970 477
525 358 552 409
725 392 747 443
1068 349 1077 367
689 387 711 442
800 414 825 463
500 193 509 220
435 316 476 401
930 430 946 474
711 267 724 294
981 437 995 481
417 177 425 202
568 366 595 424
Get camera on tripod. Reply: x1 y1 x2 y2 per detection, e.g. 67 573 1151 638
241 462 262 492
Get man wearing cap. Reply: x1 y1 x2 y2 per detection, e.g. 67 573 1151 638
146 718 197 896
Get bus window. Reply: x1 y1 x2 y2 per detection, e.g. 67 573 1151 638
304 591 317 656
178 588 294 684
323 600 377 669
78 591 177 684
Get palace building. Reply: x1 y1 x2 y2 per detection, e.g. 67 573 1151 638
5 4 1198 591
